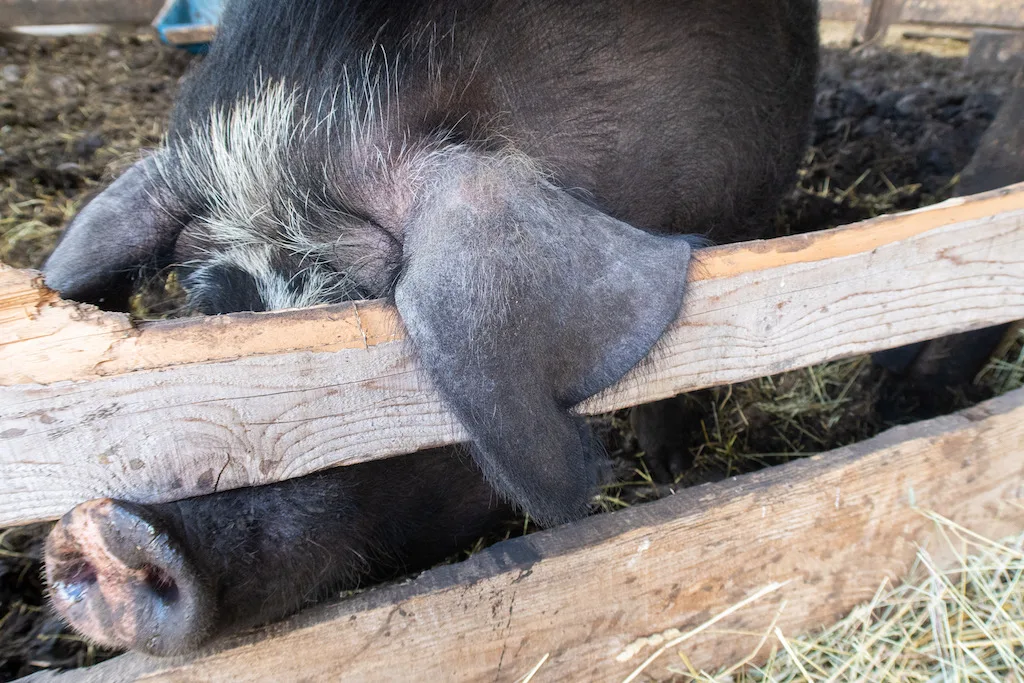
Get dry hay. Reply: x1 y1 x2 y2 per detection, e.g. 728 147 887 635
642 511 1024 682
978 323 1024 398
556 509 1024 682
512 511 1024 681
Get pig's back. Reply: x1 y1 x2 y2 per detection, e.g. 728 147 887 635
171 0 818 239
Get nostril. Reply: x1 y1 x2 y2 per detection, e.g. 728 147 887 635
53 559 98 603
46 499 215 655
141 564 179 604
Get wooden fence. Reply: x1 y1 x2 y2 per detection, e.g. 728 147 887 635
1 182 1022 680
2 184 1022 528
0 1 1022 677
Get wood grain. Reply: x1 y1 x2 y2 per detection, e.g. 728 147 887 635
901 0 1024 29
852 0 906 43
160 24 214 45
0 0 163 26
966 28 1024 74
25 388 1024 683
1 184 1022 526
820 0 863 22
2 185 1022 388
0 269 404 387
821 0 1024 29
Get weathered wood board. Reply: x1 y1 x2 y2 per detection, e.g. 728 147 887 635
901 0 1024 30
1 184 1023 527
820 0 865 22
0 0 163 26
24 387 1024 683
821 0 1024 30
2 2 1021 40
159 23 213 45
967 29 1024 74
852 0 905 44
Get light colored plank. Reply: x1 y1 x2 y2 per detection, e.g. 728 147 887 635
901 0 1024 30
160 24 214 45
25 387 1024 683
852 0 905 44
3 186 1023 388
820 0 864 22
1 185 1023 526
0 0 162 26
966 28 1024 73
0 268 404 386
822 0 1024 30
900 25 974 41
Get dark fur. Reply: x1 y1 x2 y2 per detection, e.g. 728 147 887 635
46 448 510 655
44 0 820 525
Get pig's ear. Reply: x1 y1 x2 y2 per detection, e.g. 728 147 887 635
396 167 693 527
43 156 187 309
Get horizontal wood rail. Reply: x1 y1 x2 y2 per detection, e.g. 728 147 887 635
1 183 1022 527
24 387 1024 682
2 2 1021 37
821 0 1024 30
0 0 163 26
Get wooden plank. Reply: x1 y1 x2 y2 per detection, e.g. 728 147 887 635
901 25 973 41
819 0 864 23
0 0 163 26
3 185 1022 388
901 0 1024 30
159 23 213 45
966 29 1024 73
1 184 1023 526
852 0 906 44
822 0 1024 31
24 387 1024 683
0 269 404 386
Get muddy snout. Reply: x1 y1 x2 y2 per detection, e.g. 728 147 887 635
45 498 215 656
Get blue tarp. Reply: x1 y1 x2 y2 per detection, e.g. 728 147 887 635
154 0 224 52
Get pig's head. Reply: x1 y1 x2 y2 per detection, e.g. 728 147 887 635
44 83 694 527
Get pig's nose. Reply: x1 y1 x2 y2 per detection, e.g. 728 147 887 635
45 498 215 656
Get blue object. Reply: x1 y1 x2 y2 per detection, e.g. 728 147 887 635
154 0 224 53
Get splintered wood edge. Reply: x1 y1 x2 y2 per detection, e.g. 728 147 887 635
24 387 1024 683
2 182 1023 387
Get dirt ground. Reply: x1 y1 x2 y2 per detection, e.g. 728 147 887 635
0 29 1021 680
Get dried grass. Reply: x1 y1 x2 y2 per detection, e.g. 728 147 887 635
977 323 1024 397
693 357 880 475
649 511 1024 682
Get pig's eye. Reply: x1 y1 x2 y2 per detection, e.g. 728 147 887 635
180 263 267 315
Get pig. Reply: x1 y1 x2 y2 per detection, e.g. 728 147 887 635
633 74 1024 477
43 0 821 528
46 448 512 655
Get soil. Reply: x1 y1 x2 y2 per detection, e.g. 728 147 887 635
0 29 1020 680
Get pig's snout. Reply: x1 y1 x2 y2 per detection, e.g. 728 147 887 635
45 498 215 656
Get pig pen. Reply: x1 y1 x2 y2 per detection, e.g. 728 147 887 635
0 28 1023 682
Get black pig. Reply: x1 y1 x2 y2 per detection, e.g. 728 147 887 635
46 448 511 655
43 0 820 527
